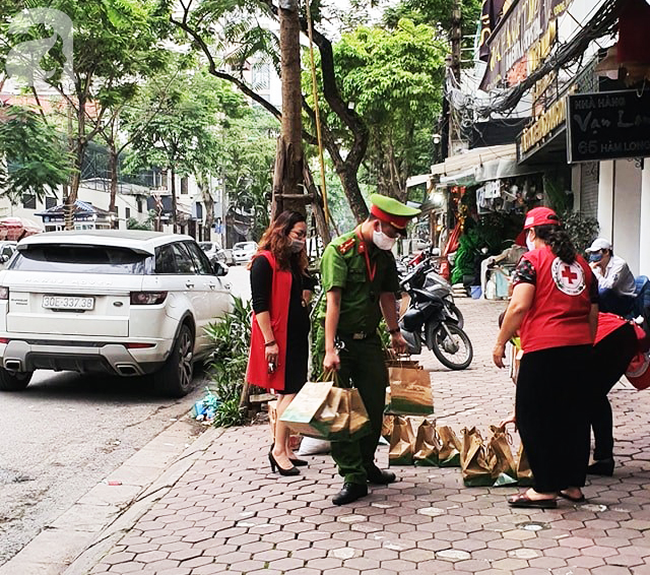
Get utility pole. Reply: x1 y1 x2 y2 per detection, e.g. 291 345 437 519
447 0 462 157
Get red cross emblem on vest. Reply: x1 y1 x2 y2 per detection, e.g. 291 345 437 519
551 258 586 296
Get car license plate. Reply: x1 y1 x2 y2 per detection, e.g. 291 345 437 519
42 295 95 310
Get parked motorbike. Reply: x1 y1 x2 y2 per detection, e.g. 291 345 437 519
398 258 473 370
399 250 464 328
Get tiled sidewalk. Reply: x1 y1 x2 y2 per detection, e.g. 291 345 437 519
89 298 650 575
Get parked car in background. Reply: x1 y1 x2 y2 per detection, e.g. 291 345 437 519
0 241 17 267
199 241 227 265
0 231 232 396
232 241 257 265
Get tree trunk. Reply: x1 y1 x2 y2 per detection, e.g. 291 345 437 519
170 167 177 233
198 173 215 238
108 138 119 228
65 96 87 230
272 0 304 218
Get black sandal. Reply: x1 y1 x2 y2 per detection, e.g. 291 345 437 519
507 493 557 509
559 491 585 503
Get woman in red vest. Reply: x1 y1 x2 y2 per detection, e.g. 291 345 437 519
246 211 315 476
493 207 598 508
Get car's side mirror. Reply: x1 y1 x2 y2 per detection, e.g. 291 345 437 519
1 254 9 263
213 261 228 276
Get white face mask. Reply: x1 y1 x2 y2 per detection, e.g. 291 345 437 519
290 239 305 253
373 228 397 251
525 231 535 252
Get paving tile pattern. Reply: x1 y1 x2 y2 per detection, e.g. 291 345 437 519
90 299 650 574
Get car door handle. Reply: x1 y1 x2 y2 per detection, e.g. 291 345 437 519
209 283 216 289
185 282 195 289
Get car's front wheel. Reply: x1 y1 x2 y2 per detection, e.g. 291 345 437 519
0 368 34 391
156 324 195 397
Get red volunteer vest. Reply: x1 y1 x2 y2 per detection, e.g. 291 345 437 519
245 251 292 391
519 247 594 353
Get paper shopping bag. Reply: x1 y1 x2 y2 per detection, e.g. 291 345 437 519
389 416 416 465
385 359 422 369
280 381 371 441
436 425 461 467
487 425 517 486
460 427 495 487
413 418 440 466
381 413 394 442
516 443 534 486
387 366 433 415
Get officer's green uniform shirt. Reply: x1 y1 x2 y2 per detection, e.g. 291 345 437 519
318 228 400 334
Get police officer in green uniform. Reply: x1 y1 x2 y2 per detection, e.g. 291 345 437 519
319 194 421 505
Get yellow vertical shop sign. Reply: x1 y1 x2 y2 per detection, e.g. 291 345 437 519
520 95 566 155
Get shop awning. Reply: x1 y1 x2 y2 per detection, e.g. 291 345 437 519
408 143 555 188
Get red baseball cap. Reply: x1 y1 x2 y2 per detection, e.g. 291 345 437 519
523 207 561 230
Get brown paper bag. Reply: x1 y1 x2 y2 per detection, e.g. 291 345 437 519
516 443 534 486
436 425 461 467
460 427 495 486
381 413 394 441
389 416 416 465
488 425 517 486
387 366 433 415
413 418 440 466
280 381 371 441
385 359 422 369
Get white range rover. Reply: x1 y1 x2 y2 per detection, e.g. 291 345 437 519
0 231 233 396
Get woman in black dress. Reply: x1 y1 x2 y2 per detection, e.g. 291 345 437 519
247 211 315 476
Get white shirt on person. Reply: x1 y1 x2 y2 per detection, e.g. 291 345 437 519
592 254 636 297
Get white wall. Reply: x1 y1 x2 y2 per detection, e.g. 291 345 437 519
597 160 615 242
612 160 641 275
640 163 650 277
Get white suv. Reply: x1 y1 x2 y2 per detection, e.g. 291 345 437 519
0 231 233 396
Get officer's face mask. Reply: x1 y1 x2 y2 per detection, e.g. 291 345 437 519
525 230 536 252
372 223 397 251
589 252 603 263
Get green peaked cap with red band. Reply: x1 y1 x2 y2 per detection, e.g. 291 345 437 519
369 193 421 231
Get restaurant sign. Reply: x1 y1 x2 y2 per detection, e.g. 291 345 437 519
480 0 573 92
567 90 650 163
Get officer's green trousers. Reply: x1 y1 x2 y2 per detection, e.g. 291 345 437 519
331 333 388 485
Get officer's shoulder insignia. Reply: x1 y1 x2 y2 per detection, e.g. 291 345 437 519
339 237 356 254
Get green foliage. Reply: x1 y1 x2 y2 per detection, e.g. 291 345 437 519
205 296 252 427
383 0 482 47
309 18 447 198
221 107 278 240
0 105 71 202
126 211 155 230
560 210 600 255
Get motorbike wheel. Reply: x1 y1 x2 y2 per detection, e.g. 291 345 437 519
446 303 464 329
429 323 473 370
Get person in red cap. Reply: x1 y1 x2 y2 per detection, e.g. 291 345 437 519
493 206 598 508
317 194 420 505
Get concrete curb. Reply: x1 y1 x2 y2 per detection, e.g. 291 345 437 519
0 419 223 575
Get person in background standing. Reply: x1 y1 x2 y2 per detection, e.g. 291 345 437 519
494 207 598 508
319 194 420 505
586 238 636 317
246 211 315 476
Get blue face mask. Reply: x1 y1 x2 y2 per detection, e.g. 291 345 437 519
589 253 603 263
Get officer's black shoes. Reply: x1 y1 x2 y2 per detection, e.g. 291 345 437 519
587 457 615 477
366 466 396 485
332 483 368 505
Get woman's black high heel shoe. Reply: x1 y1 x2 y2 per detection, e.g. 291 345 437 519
269 452 300 476
290 458 308 467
